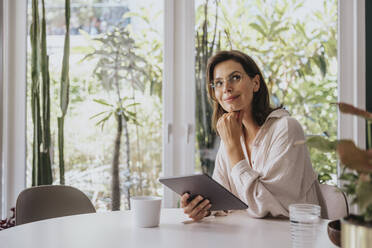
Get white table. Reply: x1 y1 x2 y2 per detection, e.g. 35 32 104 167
0 208 336 248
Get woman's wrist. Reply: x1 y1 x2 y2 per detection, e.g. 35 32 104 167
226 147 245 167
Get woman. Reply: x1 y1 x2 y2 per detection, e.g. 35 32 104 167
181 50 319 221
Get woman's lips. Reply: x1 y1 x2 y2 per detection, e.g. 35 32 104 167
224 95 240 103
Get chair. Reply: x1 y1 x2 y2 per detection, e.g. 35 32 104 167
316 183 349 220
16 185 96 225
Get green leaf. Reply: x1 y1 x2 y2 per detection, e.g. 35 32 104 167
318 54 327 77
339 172 359 182
256 15 268 30
356 180 372 212
72 46 95 55
271 27 289 37
94 99 113 107
125 102 140 108
295 23 307 39
269 21 281 33
364 204 372 222
124 109 136 116
306 136 337 152
90 110 110 120
318 173 332 184
249 23 266 36
96 112 113 130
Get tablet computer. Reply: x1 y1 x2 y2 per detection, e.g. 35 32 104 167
159 174 248 211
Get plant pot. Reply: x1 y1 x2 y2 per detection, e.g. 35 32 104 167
327 219 341 247
341 215 372 248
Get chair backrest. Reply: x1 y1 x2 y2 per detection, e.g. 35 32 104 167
16 185 96 225
315 183 349 220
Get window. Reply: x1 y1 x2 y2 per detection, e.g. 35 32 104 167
26 0 163 211
1 0 366 214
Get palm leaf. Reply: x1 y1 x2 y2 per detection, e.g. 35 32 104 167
90 110 111 120
94 98 113 107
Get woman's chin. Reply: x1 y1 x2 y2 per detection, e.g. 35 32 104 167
224 105 242 113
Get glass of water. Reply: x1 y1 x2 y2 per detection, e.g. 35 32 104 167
289 204 321 248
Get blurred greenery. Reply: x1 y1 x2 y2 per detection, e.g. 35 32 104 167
194 0 338 184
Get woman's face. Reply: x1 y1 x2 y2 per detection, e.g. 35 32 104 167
213 60 260 113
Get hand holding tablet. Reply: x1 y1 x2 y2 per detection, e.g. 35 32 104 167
180 193 211 221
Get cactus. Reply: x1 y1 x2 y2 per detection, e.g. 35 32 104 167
30 0 70 186
31 0 52 185
58 0 70 185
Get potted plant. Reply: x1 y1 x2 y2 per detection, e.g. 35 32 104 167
305 102 372 247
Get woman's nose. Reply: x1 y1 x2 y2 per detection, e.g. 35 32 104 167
222 81 232 93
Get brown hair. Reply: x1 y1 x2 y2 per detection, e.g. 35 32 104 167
206 50 277 131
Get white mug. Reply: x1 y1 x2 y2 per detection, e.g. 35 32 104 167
130 196 162 228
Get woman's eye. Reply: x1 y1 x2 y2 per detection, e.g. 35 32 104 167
215 81 223 87
232 75 241 81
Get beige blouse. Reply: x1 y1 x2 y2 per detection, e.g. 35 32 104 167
212 109 319 218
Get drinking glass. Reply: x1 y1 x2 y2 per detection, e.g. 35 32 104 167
289 204 321 248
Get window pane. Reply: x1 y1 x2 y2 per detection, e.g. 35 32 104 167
27 0 163 211
195 0 338 184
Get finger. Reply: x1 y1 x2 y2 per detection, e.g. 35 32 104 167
226 112 234 119
184 195 203 213
191 211 207 222
184 195 203 214
224 114 232 123
192 204 212 221
181 193 190 208
189 199 210 218
231 111 239 120
228 112 238 123
231 111 241 121
191 203 212 221
221 113 230 120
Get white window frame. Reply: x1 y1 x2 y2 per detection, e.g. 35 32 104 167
0 0 367 214
162 0 195 208
0 0 3 218
338 0 366 213
1 0 27 219
338 0 366 175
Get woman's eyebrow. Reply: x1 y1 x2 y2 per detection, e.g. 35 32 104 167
228 71 241 77
214 70 241 80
